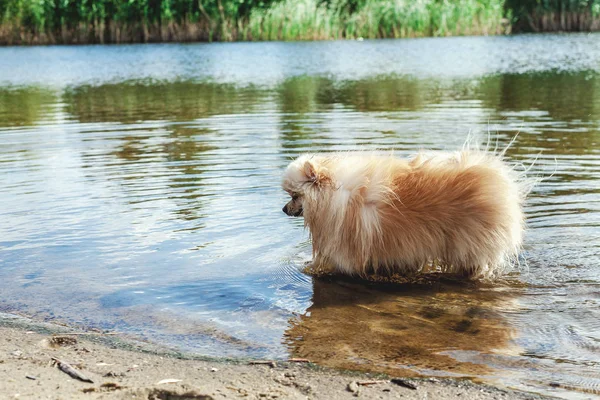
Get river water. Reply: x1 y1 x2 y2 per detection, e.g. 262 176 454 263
0 34 599 399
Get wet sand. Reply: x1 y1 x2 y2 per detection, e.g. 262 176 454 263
0 313 550 400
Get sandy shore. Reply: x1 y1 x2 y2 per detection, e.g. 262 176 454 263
0 313 550 400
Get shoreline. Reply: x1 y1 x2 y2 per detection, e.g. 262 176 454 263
0 31 587 47
0 31 597 48
0 312 550 399
0 32 506 47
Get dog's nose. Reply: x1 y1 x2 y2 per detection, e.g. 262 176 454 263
282 205 288 214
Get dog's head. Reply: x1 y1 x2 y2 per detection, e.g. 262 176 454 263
282 155 331 217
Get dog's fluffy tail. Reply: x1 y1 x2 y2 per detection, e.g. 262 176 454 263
462 132 543 280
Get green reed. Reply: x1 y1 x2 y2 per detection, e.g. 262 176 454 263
507 0 600 32
0 0 276 44
246 0 343 41
247 0 508 41
2 0 600 44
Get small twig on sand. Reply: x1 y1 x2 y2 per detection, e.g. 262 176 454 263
51 357 94 383
288 358 310 363
57 332 119 336
357 380 387 386
390 378 417 390
248 360 277 368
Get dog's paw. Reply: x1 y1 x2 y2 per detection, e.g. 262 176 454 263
302 261 336 277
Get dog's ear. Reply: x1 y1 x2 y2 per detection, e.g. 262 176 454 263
303 160 318 182
303 160 330 186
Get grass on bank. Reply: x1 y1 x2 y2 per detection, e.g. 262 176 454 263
1 0 600 44
246 0 509 41
507 0 600 31
0 0 509 44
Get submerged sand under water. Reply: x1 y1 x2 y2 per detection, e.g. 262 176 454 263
286 274 518 377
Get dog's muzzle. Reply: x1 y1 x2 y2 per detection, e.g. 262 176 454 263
282 204 303 217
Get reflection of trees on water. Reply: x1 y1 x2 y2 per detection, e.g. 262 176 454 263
275 76 462 155
6 72 600 128
61 82 274 226
480 73 600 123
164 127 218 223
0 88 57 127
285 277 517 378
273 73 600 164
3 74 599 222
104 125 222 224
277 76 332 154
479 73 600 157
333 77 441 112
278 76 334 115
63 82 269 123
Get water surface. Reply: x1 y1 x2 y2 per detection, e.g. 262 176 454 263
1 35 599 399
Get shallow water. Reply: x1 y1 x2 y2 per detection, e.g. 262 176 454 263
0 34 599 399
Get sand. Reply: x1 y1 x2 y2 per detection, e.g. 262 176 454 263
0 313 549 400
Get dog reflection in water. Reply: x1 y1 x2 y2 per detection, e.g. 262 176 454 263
284 277 517 377
282 148 527 280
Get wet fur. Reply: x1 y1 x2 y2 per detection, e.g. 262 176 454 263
282 149 526 280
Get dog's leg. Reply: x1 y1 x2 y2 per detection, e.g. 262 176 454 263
303 254 336 276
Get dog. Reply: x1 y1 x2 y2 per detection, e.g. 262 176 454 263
282 149 526 280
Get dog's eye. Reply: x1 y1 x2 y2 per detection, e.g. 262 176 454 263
291 193 299 200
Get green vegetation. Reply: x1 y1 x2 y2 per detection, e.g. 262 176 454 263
0 0 599 44
507 0 600 32
247 0 507 40
0 0 279 43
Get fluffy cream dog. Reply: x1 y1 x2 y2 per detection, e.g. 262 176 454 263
282 149 526 280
